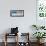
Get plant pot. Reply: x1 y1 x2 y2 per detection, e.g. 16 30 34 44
37 39 45 44
37 39 40 43
40 38 45 43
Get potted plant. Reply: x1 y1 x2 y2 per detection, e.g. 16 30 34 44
33 32 46 43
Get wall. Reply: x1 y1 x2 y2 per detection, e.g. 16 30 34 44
0 0 36 42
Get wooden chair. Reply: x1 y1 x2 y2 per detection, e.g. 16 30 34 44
4 33 18 46
20 33 30 46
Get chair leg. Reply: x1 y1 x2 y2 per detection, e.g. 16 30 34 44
4 33 7 46
4 41 7 46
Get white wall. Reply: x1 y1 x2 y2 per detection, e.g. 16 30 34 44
0 0 36 42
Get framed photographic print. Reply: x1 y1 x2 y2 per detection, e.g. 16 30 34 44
36 0 46 26
10 10 24 17
37 0 46 18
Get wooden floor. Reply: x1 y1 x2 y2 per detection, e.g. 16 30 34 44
0 42 46 46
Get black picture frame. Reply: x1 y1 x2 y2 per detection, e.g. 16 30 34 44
10 10 24 17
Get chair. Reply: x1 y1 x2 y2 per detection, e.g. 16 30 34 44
18 33 30 46
4 33 18 46
4 27 19 46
